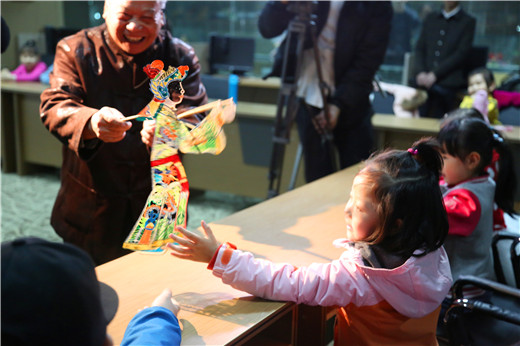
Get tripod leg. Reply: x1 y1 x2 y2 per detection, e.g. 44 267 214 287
288 143 303 190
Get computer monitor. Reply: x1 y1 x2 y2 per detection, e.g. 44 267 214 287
42 26 79 65
209 34 255 76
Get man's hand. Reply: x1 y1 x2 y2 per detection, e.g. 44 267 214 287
83 107 131 142
141 119 156 147
312 104 340 135
416 71 437 89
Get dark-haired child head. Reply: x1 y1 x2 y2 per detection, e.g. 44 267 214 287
437 117 517 215
351 138 448 259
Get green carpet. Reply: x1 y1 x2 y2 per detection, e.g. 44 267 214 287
1 168 262 243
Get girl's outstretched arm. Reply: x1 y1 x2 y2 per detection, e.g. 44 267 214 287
168 221 220 263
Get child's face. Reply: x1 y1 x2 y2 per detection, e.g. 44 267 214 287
441 151 476 186
468 73 489 95
20 52 39 70
344 174 379 242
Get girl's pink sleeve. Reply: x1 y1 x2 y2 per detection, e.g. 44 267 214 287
211 243 370 307
15 61 47 82
443 189 481 236
493 90 520 108
10 64 25 76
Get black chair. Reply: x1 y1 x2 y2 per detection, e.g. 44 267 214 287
443 275 520 346
492 231 520 288
498 106 520 126
371 92 395 114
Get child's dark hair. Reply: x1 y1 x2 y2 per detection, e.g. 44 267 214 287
20 39 39 56
361 138 448 258
468 67 495 88
437 117 517 216
441 108 485 126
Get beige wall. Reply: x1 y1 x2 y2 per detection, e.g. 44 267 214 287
1 1 64 69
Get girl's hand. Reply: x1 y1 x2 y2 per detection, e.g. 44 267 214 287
168 221 220 263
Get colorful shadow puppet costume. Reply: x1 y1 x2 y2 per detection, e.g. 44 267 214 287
123 60 235 251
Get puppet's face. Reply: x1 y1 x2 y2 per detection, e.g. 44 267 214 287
170 81 185 107
103 0 164 55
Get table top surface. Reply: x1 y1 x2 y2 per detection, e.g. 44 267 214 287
1 80 48 94
372 114 520 144
96 163 360 345
3 80 517 143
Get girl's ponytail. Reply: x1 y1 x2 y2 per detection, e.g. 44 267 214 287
408 138 443 181
491 129 518 216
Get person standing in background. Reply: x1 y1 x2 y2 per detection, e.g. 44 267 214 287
411 1 476 118
259 1 393 183
40 0 207 265
384 1 421 66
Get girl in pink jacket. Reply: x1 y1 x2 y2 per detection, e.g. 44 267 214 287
169 139 452 345
1 40 47 82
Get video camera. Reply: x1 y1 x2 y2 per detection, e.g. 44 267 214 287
286 1 317 20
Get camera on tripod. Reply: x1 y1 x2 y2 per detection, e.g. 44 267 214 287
286 1 317 19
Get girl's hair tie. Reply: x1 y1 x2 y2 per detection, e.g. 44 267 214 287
407 148 418 155
493 133 504 143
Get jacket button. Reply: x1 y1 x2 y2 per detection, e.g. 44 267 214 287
437 40 443 46
435 51 440 57
440 30 445 35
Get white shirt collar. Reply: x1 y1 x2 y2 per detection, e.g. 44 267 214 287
442 5 461 19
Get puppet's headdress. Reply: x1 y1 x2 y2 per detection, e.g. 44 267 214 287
144 60 189 101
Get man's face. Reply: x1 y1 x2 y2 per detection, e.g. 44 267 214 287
103 0 164 55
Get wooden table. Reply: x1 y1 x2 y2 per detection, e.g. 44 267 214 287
1 81 58 173
96 163 360 345
372 114 520 148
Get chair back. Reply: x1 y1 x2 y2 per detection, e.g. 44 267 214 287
492 231 520 288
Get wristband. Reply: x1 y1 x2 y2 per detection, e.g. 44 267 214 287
207 242 237 270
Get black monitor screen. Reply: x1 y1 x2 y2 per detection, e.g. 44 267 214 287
42 26 78 65
209 34 255 75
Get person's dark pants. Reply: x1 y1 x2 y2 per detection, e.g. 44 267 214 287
420 84 462 119
296 100 374 183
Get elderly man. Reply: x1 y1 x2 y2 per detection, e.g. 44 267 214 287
40 0 207 265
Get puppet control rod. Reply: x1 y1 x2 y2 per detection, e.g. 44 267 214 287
122 100 220 122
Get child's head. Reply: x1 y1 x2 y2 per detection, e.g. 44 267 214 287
1 237 116 346
467 67 495 96
19 40 40 71
346 138 448 258
438 117 494 185
442 108 485 125
438 116 518 215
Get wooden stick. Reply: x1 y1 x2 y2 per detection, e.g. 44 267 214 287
122 100 221 121
122 114 143 121
176 100 220 119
